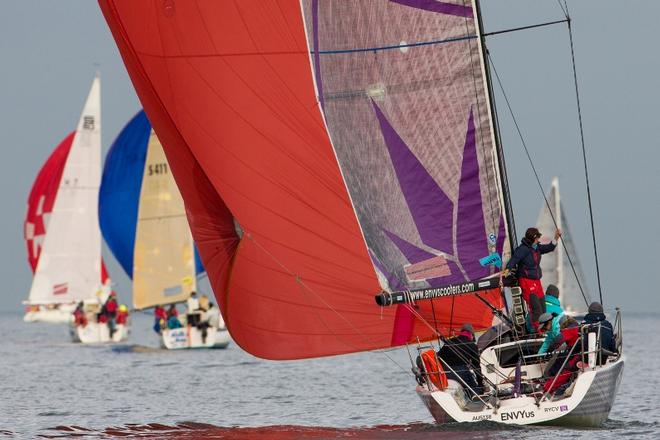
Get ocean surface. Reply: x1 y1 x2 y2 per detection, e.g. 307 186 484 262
0 310 657 439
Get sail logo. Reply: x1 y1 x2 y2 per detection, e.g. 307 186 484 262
404 255 451 281
500 410 535 421
83 115 95 130
53 283 68 295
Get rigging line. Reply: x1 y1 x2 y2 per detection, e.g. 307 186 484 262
563 1 604 305
244 233 411 376
556 0 568 18
315 34 476 55
482 18 568 38
487 52 590 308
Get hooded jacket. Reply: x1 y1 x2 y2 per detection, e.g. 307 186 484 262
582 312 617 357
506 237 556 280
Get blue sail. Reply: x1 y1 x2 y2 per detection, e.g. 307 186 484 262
99 110 204 278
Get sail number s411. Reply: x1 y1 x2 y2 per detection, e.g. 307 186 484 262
148 163 169 176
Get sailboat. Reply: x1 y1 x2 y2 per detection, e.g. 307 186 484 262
100 0 623 426
537 177 591 315
23 75 123 342
99 111 230 349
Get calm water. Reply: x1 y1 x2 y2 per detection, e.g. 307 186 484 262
0 311 657 439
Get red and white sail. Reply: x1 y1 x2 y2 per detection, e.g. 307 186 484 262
25 76 104 305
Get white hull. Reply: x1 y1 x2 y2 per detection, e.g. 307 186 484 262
418 357 624 427
70 322 130 344
23 305 75 324
160 326 230 350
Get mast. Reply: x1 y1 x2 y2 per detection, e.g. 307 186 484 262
473 0 517 251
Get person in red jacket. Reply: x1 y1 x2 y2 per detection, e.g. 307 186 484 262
116 304 129 325
543 317 582 394
506 227 561 332
73 302 87 327
102 293 119 336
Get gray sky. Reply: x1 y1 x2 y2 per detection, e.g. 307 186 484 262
0 1 657 313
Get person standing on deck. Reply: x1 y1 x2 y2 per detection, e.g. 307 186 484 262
506 227 562 332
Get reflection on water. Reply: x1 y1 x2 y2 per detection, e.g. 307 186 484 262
0 312 658 439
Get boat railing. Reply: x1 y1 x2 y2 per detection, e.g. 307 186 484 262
539 337 581 403
539 312 623 403
412 343 492 409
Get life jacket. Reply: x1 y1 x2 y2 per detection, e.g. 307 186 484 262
116 311 128 325
105 299 118 314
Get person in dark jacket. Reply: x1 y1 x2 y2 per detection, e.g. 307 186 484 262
506 227 561 332
581 301 617 364
438 323 484 396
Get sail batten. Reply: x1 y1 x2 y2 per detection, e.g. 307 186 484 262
100 0 509 360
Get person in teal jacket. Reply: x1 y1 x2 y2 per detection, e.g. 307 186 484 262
538 285 565 354
544 284 564 316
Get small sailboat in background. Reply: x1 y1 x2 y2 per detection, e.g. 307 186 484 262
23 75 122 340
537 177 591 315
99 111 229 350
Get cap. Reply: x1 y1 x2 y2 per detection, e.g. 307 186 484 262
545 284 559 298
538 312 554 324
588 302 604 314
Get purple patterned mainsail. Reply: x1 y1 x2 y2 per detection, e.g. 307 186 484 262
301 1 509 295
373 101 453 255
456 108 489 279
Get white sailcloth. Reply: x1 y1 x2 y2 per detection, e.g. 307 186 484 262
537 177 590 313
27 76 103 305
132 130 196 310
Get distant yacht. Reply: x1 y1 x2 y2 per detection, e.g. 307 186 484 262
99 111 229 349
537 177 591 314
23 75 112 331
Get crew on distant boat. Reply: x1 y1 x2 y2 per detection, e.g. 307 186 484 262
207 302 221 329
538 285 566 354
166 304 182 329
198 293 209 312
581 302 617 364
100 292 119 336
116 304 129 326
186 291 201 326
437 323 484 397
506 227 562 332
153 305 167 333
73 301 87 327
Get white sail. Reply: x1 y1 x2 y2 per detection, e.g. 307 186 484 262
537 177 590 313
132 130 196 310
27 76 103 305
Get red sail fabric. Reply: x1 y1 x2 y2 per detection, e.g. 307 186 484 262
25 132 74 272
99 0 500 360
